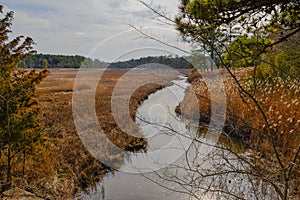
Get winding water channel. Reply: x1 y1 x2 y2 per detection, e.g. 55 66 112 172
81 75 276 200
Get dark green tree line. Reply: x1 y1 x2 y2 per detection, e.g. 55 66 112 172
21 54 191 69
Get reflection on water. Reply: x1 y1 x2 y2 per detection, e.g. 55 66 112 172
120 75 195 173
82 76 198 199
82 76 277 200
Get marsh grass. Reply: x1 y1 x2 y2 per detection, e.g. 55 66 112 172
178 68 299 196
4 69 176 199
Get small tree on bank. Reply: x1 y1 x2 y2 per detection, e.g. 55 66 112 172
0 5 48 190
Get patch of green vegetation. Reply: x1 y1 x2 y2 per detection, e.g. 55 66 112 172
21 54 191 69
252 49 300 83
223 36 273 69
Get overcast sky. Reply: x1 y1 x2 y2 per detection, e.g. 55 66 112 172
1 0 191 62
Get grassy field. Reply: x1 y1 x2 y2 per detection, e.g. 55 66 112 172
9 68 178 199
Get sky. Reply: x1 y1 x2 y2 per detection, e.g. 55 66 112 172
1 0 191 62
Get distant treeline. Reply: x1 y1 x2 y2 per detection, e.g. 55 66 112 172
109 56 190 69
20 54 101 68
19 54 191 69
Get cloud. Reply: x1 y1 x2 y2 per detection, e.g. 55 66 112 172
1 0 186 61
103 0 129 9
74 32 85 36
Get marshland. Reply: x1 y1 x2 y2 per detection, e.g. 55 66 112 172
1 1 299 200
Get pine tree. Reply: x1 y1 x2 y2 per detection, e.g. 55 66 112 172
0 5 48 189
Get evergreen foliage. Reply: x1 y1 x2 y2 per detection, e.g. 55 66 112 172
0 5 48 189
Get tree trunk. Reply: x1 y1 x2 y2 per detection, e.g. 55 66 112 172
22 150 26 177
6 145 11 188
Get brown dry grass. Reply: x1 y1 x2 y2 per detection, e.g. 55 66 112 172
9 68 176 199
181 68 299 145
179 68 300 196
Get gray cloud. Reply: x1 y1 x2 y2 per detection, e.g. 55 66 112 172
2 0 186 61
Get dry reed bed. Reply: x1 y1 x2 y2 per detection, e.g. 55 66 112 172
13 69 176 199
178 68 299 189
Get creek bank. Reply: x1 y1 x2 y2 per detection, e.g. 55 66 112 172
177 68 300 153
83 75 193 200
1 69 178 199
2 188 43 200
176 68 253 142
176 68 300 198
